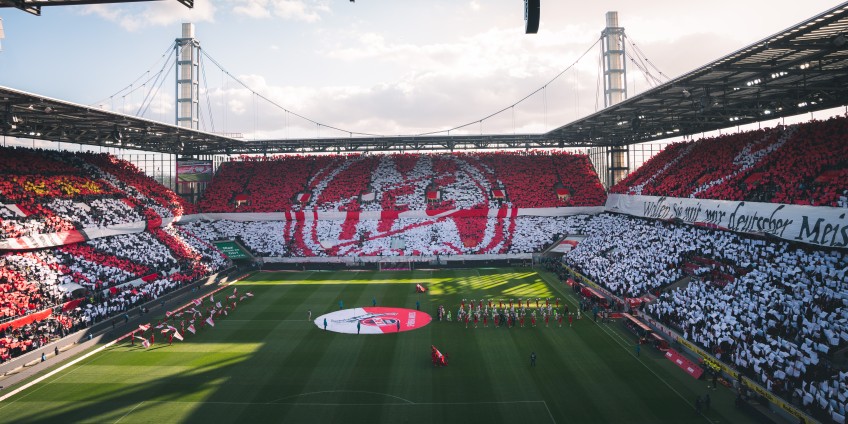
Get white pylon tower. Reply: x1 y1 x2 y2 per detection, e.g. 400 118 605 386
601 11 629 187
175 23 200 130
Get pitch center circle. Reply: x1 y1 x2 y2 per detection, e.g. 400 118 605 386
314 307 432 334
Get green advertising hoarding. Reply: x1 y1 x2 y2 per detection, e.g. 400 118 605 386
213 241 250 260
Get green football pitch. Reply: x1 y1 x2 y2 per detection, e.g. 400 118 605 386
0 268 756 423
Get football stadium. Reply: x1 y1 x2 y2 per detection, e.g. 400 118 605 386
0 1 846 423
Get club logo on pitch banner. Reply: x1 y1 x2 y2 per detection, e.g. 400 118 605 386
314 307 431 335
361 316 399 327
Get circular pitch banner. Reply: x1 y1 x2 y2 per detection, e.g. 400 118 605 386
314 307 432 335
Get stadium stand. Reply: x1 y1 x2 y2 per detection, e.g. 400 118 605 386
0 147 194 239
0 147 227 363
0 228 227 362
611 116 848 207
179 215 590 258
198 151 606 213
4 137 844 423
555 212 847 423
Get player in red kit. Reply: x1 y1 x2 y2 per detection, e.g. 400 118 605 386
558 312 563 328
483 314 488 327
473 313 478 328
545 313 550 328
568 313 573 327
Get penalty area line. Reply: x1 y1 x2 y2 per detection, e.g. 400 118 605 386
269 390 414 404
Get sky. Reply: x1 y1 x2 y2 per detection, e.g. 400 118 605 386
0 0 845 143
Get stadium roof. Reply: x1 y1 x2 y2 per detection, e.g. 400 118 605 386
0 86 233 154
0 0 192 16
546 1 848 147
2 2 848 155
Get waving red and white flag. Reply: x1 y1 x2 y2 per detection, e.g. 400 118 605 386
165 311 173 318
135 336 150 348
205 316 215 327
246 292 254 297
138 324 150 332
187 324 196 334
168 327 184 341
192 299 202 307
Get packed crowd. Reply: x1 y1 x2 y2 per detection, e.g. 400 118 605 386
556 213 847 422
0 147 194 239
197 151 606 213
0 226 228 363
646 240 848 422
562 214 688 297
179 215 590 258
611 116 848 207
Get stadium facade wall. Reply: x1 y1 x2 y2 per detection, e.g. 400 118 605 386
606 193 848 249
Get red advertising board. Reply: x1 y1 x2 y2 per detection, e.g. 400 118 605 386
665 348 704 379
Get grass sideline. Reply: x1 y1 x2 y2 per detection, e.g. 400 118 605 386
0 268 757 423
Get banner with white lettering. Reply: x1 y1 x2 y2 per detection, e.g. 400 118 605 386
606 194 848 248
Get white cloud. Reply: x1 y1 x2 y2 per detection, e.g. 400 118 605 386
324 25 597 81
470 1 481 12
232 0 330 23
232 0 271 19
81 1 216 31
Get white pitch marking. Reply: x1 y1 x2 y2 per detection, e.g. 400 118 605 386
0 276 248 406
268 390 415 405
543 400 557 424
538 270 717 424
0 341 118 407
114 400 145 424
